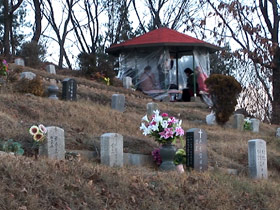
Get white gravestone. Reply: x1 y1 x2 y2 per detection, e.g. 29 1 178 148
14 58 25 66
111 94 125 112
146 102 159 117
248 139 268 179
46 64 56 74
39 126 65 160
20 72 36 80
100 133 123 167
123 77 132 89
250 118 260 133
276 128 280 138
233 114 244 131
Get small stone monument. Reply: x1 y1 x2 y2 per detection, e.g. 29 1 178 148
146 102 159 116
100 133 123 167
48 85 59 99
250 118 260 133
248 139 267 179
62 78 77 101
14 58 25 66
39 126 65 160
233 114 244 131
46 64 56 74
123 77 132 89
20 72 36 80
111 94 125 112
276 128 280 138
186 128 208 172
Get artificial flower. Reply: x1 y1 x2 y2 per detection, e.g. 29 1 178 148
29 125 39 135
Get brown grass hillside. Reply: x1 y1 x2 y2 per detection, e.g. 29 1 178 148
0 63 280 209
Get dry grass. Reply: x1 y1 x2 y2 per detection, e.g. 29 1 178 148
0 64 280 209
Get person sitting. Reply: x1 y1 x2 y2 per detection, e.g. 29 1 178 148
181 68 199 102
139 65 159 92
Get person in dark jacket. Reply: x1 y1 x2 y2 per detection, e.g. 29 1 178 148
182 68 199 101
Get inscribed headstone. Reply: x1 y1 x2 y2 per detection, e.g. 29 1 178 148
14 58 25 66
111 94 125 112
251 118 260 133
46 64 56 74
39 126 65 160
248 139 267 179
123 77 133 89
100 133 123 167
276 128 280 138
146 102 159 116
62 78 77 101
20 72 36 80
233 114 244 131
186 128 208 172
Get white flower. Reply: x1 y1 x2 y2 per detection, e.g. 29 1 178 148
29 125 39 135
153 115 163 124
142 115 149 122
153 110 160 117
39 124 47 134
244 117 251 123
161 120 169 129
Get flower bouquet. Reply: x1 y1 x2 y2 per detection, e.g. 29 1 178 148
29 124 47 158
244 117 252 131
140 110 184 145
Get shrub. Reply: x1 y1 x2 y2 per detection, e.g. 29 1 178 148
15 76 45 96
205 74 242 125
0 139 24 155
18 41 46 67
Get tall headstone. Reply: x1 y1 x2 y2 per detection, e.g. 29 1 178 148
100 133 123 167
276 128 280 138
248 139 267 179
46 64 56 74
186 128 208 172
62 78 77 101
48 85 59 99
14 58 25 66
39 126 65 160
123 77 133 89
233 114 244 131
146 102 159 116
20 72 36 80
111 94 125 112
251 118 260 133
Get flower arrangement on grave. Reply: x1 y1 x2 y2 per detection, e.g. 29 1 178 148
140 110 184 145
244 117 252 131
29 124 47 158
0 59 8 77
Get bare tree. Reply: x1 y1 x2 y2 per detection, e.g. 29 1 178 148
31 0 42 43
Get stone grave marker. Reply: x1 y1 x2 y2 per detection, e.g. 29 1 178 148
20 72 36 80
276 128 280 138
123 77 132 89
233 114 244 131
111 94 125 112
100 133 123 167
62 78 77 101
14 58 25 66
186 128 208 172
251 118 260 133
48 85 59 99
46 64 56 74
39 126 65 160
146 102 159 116
248 139 267 179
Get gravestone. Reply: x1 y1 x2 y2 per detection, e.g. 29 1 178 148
14 58 25 66
146 102 159 116
123 77 132 89
39 126 65 160
251 118 260 133
46 64 56 74
20 72 36 80
62 78 77 101
276 128 280 138
186 128 208 172
248 139 267 179
233 114 244 131
111 94 125 112
100 133 123 167
48 85 59 99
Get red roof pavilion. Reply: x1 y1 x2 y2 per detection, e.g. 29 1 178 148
106 27 220 55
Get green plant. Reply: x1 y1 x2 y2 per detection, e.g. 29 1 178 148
16 76 45 96
173 149 186 165
244 118 252 131
205 74 242 125
0 59 8 77
0 139 24 155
